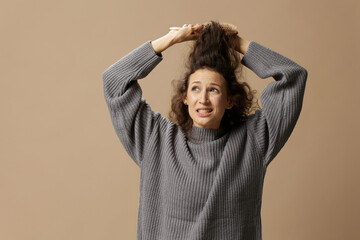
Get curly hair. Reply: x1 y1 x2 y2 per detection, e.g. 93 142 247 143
168 21 260 135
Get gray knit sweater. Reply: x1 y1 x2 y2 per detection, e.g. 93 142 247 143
102 40 307 240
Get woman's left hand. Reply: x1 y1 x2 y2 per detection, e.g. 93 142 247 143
168 24 204 44
230 34 250 55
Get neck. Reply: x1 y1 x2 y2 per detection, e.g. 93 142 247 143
187 124 227 143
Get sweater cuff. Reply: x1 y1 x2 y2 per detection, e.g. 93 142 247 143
141 40 163 61
148 40 163 58
127 41 163 80
240 41 272 72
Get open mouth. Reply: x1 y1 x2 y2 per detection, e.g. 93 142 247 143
197 109 213 113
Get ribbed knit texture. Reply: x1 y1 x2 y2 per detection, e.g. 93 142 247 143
102 40 308 240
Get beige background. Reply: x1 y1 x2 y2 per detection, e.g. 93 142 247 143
1 0 359 239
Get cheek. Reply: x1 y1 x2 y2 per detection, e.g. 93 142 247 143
186 93 197 105
212 96 227 108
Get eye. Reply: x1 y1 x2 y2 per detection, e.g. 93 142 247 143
191 86 199 91
210 88 219 93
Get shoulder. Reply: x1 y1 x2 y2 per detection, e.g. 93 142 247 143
149 111 184 138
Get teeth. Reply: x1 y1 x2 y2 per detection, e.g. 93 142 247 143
198 109 211 113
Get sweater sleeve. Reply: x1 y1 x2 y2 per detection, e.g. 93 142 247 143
102 41 164 167
242 41 308 168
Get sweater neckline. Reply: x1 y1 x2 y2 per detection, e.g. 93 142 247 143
188 125 227 143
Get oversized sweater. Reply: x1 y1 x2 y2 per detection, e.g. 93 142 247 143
102 40 308 240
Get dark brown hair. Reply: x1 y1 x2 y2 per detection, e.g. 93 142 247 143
168 21 260 135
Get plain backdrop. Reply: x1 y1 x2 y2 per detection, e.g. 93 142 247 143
1 0 359 239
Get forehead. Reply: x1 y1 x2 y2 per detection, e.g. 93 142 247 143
188 68 226 86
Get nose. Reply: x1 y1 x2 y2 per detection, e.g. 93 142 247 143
199 90 209 104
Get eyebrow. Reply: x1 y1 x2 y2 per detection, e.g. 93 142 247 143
191 81 222 88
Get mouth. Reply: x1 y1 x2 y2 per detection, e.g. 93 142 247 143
196 108 213 113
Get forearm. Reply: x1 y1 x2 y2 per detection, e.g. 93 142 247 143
151 33 176 55
103 41 162 104
243 41 307 167
103 41 164 166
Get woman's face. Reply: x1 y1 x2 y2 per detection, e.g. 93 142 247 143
184 68 233 129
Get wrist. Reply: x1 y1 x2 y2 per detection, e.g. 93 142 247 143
165 32 177 48
233 35 249 54
151 33 175 55
238 37 250 55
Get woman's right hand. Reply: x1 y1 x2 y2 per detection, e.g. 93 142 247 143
151 23 204 55
168 24 204 44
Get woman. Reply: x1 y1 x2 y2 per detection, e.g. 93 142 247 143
102 21 307 240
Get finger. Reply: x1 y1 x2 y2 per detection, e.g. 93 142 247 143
193 25 204 33
169 27 180 31
194 24 203 30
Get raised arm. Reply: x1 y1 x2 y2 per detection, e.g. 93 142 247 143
242 41 308 168
102 24 203 167
102 41 163 167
